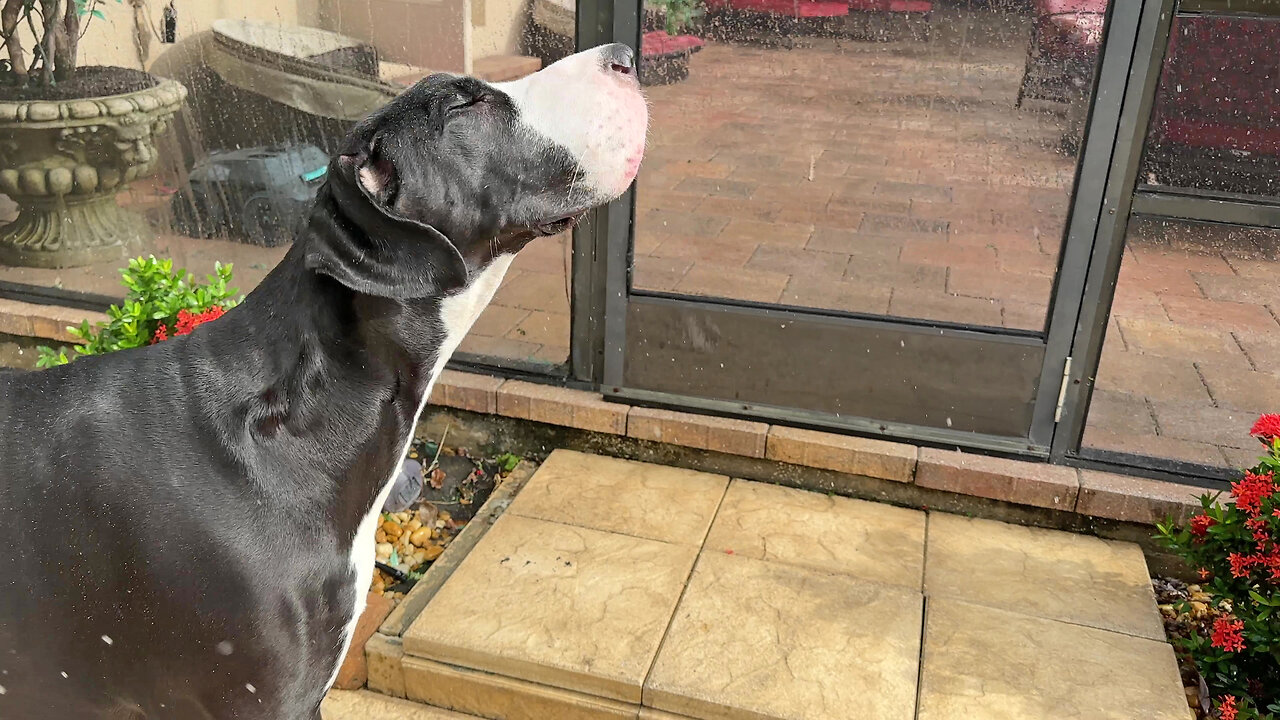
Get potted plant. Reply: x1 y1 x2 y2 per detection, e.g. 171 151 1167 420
0 0 187 268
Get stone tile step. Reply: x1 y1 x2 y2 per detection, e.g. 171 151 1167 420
396 451 1183 720
321 689 481 720
917 600 1189 720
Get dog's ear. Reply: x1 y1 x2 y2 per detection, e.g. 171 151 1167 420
304 155 469 300
338 131 400 204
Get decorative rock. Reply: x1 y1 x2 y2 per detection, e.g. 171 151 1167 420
409 527 432 546
375 543 394 561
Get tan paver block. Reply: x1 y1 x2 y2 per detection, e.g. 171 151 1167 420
508 450 728 546
704 480 926 590
917 600 1188 720
366 634 407 699
322 689 479 720
924 513 1164 640
403 657 639 720
916 449 1078 510
496 380 627 434
428 370 505 414
404 514 697 703
639 710 695 720
627 406 769 458
1076 469 1206 526
765 425 916 482
645 553 922 720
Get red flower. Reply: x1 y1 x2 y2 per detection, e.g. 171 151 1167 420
1212 616 1246 652
172 306 226 337
151 324 169 344
1218 694 1239 720
1190 514 1216 540
1229 552 1259 578
1230 471 1275 515
1197 567 1211 580
1246 516 1270 546
1251 414 1280 444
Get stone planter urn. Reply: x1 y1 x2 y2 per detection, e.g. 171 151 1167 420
0 77 187 268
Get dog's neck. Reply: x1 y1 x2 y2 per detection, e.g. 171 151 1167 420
193 182 476 536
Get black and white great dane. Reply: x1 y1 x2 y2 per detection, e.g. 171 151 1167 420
0 44 646 719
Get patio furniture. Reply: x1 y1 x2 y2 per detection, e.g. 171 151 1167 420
1144 15 1280 197
1015 0 1105 108
703 0 848 47
640 30 706 85
528 0 705 85
846 0 933 41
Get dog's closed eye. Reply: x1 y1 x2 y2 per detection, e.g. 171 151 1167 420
447 93 490 114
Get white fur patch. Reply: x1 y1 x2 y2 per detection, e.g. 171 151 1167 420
325 255 516 692
494 46 648 202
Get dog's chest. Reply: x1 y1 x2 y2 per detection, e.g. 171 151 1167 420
327 255 516 689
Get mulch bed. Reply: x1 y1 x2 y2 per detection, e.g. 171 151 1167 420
1154 576 1214 719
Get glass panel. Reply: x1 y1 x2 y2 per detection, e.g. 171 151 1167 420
629 0 1110 330
1139 13 1280 200
1083 216 1280 470
0 1 567 367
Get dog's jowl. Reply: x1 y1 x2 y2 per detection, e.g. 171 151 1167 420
0 44 645 720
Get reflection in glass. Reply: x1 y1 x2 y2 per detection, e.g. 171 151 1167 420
1085 217 1280 470
631 0 1110 330
0 3 568 367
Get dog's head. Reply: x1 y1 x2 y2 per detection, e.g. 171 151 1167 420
306 44 647 299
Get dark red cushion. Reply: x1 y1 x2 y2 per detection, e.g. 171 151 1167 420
642 31 705 56
1035 0 1106 14
848 0 932 11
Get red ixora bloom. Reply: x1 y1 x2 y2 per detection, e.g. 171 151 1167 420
1218 694 1239 720
152 306 226 344
1251 414 1280 444
174 306 226 336
1231 471 1276 515
1190 514 1216 540
1246 516 1271 547
1229 552 1260 579
1197 567 1211 580
1212 616 1246 652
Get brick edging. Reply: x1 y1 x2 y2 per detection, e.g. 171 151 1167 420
429 370 1208 528
0 298 107 344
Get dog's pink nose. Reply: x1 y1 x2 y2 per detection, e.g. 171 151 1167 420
603 43 635 76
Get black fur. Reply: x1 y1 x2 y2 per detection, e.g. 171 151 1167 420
0 63 618 719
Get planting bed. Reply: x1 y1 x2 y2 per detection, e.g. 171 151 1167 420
368 436 530 604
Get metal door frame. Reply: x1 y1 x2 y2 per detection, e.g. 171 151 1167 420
577 0 1153 458
1051 0 1280 485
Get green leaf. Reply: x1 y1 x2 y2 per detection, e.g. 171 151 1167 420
91 8 104 18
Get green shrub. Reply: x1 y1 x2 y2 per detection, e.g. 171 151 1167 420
1157 414 1280 720
36 256 239 368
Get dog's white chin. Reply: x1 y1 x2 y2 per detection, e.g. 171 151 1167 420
495 46 648 200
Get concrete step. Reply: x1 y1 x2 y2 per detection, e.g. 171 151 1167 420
389 450 1187 720
322 689 481 720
